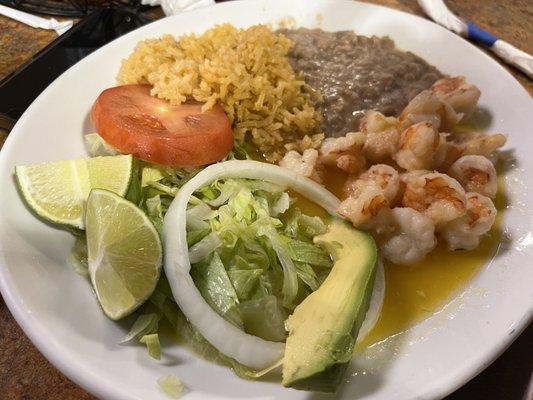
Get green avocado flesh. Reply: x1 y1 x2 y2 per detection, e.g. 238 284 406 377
282 219 377 392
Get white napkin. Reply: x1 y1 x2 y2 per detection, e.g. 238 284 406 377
0 4 73 35
491 41 533 80
141 0 215 16
418 0 533 79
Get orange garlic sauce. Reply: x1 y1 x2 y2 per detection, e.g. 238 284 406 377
293 165 505 347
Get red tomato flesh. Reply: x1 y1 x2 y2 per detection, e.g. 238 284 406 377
91 84 234 166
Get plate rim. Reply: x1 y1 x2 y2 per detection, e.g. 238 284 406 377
0 1 531 400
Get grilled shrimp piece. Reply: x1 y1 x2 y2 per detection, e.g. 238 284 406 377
361 111 400 163
441 192 497 250
394 121 440 171
402 171 466 226
431 76 481 117
345 164 400 203
319 131 366 174
448 155 497 198
377 207 437 265
337 181 389 227
279 149 324 183
399 90 461 131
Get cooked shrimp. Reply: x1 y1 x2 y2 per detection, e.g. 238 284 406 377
433 132 449 169
460 132 507 158
398 169 433 198
440 141 464 171
400 170 431 182
344 164 400 203
441 132 507 170
448 155 497 198
396 169 431 205
361 111 400 163
377 207 437 265
402 172 466 226
319 131 366 174
320 132 365 155
399 90 461 131
431 76 481 117
279 149 324 183
337 181 389 227
394 121 440 171
441 192 497 250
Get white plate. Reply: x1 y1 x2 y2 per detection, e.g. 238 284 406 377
0 1 532 399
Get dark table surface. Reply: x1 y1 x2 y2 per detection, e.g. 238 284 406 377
0 1 532 399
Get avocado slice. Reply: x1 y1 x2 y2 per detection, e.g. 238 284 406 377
282 219 377 392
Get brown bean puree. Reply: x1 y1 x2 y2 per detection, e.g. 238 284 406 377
280 28 443 137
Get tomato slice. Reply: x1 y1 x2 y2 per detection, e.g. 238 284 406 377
91 84 234 166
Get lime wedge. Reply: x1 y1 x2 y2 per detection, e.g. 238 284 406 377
86 188 162 320
15 155 133 230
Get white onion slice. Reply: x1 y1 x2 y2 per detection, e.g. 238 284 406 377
163 160 384 369
357 258 386 342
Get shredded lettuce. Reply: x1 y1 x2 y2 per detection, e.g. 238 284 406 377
187 202 216 220
186 203 215 230
140 333 161 360
185 178 333 341
145 195 164 234
157 375 185 399
84 133 120 156
120 313 160 344
228 267 263 300
191 252 242 328
206 179 241 207
239 295 286 342
170 308 277 379
141 165 167 188
284 208 302 238
132 162 200 235
135 275 281 379
68 236 89 277
188 232 222 263
222 140 253 162
186 228 210 247
267 231 299 306
298 214 328 237
242 179 286 193
270 192 290 216
231 358 284 379
288 240 333 268
294 262 319 291
126 166 142 205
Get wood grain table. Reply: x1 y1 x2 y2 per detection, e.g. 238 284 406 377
0 1 531 399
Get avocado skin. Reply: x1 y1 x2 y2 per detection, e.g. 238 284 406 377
282 221 377 393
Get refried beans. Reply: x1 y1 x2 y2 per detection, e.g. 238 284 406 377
280 28 443 137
